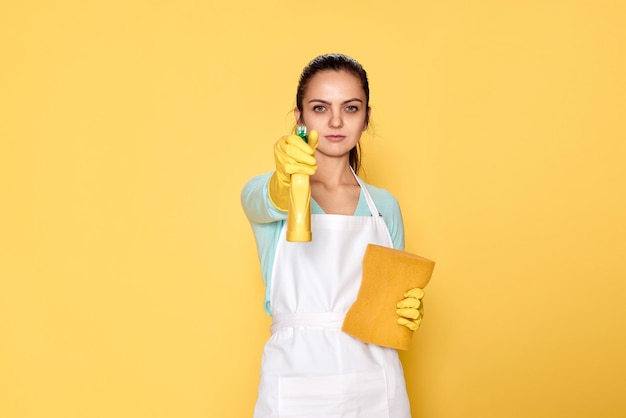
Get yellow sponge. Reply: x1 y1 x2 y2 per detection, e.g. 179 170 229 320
342 244 435 350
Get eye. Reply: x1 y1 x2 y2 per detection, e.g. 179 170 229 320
345 105 359 112
313 105 326 112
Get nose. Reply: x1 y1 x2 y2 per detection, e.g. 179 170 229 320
329 109 343 128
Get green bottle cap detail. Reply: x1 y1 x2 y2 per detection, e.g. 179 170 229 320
296 125 308 143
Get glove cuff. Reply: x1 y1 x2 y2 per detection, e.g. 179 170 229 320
268 172 289 212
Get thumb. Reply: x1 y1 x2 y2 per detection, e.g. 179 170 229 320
307 130 319 150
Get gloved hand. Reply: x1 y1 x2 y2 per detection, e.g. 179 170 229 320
396 288 425 331
268 130 318 211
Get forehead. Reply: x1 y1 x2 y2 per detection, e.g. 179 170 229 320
303 70 365 100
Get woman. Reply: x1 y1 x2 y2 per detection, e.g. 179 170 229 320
241 53 424 418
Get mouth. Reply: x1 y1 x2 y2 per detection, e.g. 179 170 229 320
325 135 346 142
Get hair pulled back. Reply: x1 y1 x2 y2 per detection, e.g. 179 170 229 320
296 53 370 174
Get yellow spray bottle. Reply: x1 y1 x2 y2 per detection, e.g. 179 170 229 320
286 126 317 242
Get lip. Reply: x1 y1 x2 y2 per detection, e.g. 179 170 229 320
325 135 346 142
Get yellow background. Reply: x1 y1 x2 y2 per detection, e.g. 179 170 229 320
1 1 625 417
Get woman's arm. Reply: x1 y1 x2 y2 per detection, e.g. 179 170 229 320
241 172 288 224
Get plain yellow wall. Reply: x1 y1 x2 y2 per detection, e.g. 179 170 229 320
1 1 625 417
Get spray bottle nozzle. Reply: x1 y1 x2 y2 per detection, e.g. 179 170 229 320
296 125 308 143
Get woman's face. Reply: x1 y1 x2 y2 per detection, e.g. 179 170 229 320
295 70 369 162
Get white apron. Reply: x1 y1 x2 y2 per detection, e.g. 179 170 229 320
253 175 411 418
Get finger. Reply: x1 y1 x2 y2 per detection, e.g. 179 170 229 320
404 288 425 299
307 130 319 150
276 147 315 171
285 135 316 155
280 142 317 166
277 145 316 168
284 162 317 176
396 308 421 320
397 317 418 331
396 298 421 309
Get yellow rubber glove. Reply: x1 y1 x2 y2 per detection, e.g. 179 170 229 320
396 288 425 331
268 131 318 211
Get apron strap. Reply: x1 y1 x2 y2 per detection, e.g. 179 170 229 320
351 168 381 217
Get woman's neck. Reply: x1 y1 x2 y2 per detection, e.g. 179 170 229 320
310 155 361 215
311 155 357 188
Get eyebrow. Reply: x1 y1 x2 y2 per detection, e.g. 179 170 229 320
308 98 364 105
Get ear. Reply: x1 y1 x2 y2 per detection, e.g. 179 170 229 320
294 107 303 125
